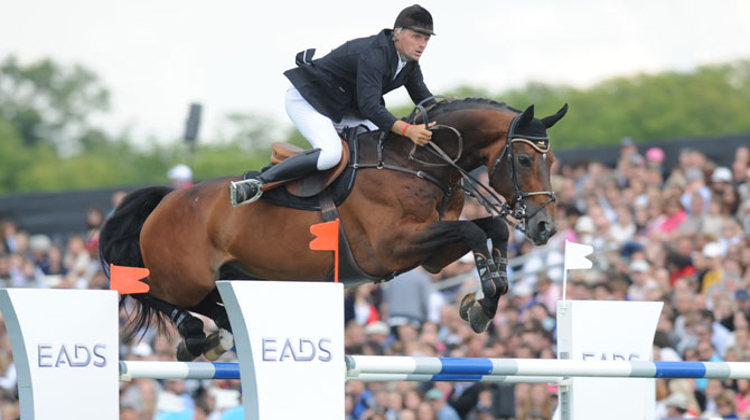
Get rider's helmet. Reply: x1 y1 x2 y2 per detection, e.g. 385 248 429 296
394 4 435 36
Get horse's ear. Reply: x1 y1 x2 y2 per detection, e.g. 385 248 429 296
541 103 568 128
517 104 535 127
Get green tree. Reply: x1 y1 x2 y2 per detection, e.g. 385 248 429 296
0 117 34 192
0 55 110 155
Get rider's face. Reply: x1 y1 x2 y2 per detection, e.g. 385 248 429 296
394 28 430 61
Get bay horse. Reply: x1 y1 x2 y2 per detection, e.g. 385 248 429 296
100 98 568 361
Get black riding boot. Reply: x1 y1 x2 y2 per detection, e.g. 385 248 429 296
229 149 322 207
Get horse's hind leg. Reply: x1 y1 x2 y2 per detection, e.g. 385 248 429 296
189 289 235 361
141 295 208 361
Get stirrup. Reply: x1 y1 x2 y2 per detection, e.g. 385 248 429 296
229 179 263 207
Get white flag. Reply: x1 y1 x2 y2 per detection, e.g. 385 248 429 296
564 240 594 271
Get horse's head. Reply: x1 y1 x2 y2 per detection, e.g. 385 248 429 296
488 104 568 245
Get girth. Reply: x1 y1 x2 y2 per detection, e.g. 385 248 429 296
318 189 397 286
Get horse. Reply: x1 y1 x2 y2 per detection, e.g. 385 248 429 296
99 98 568 361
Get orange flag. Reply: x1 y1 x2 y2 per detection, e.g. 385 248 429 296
309 219 340 283
110 264 150 295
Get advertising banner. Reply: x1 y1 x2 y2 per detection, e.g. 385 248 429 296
0 289 119 420
557 300 663 420
218 281 345 420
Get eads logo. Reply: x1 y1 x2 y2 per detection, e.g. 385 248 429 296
261 337 333 362
37 344 108 368
582 351 642 361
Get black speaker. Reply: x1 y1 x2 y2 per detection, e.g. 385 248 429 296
184 103 202 144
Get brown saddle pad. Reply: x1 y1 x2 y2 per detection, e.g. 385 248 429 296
268 140 350 198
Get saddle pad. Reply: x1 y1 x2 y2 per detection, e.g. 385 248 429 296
252 164 356 211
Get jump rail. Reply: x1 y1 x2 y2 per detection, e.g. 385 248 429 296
346 356 750 380
119 361 559 383
120 357 750 382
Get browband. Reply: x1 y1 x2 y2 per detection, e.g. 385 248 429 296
511 138 550 154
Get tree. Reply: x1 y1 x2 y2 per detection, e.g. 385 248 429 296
0 117 34 192
215 113 282 152
0 55 110 155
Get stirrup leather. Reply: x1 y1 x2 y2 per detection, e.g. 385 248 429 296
229 179 263 207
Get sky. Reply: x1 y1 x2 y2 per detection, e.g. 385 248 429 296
2 0 749 145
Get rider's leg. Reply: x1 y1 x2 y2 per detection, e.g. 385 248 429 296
230 86 342 206
286 86 342 171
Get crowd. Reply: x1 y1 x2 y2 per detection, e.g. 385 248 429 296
0 144 749 419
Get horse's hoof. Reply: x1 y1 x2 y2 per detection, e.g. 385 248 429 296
176 341 199 362
459 293 492 333
204 329 234 361
467 304 492 333
498 277 509 296
459 294 476 322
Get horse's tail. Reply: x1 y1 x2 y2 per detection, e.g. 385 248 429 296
99 185 174 342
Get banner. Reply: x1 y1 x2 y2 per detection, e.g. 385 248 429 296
218 281 345 420
557 300 663 420
0 289 119 420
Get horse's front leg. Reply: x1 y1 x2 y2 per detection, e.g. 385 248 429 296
409 221 501 333
471 216 510 296
458 217 510 332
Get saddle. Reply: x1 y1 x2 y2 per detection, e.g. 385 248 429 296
268 140 350 198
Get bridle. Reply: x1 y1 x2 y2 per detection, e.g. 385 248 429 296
400 98 556 232
488 112 557 229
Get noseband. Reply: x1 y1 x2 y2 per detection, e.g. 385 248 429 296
488 113 557 228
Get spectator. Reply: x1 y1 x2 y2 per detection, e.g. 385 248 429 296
627 260 657 301
345 283 381 327
716 389 740 419
664 392 692 419
425 388 459 420
382 268 431 333
84 206 104 254
168 164 194 189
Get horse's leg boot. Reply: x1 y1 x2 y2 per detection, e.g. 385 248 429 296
173 310 207 361
490 247 509 295
474 252 502 298
203 329 234 361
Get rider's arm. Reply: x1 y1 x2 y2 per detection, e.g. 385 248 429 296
356 46 399 131
404 62 434 107
357 49 434 146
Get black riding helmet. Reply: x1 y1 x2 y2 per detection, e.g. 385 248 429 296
394 4 435 36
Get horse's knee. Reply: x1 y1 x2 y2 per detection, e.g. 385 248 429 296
494 220 510 241
458 222 489 251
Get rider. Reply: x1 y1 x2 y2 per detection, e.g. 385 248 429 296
230 4 438 206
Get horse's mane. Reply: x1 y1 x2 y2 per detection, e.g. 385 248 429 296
413 97 522 122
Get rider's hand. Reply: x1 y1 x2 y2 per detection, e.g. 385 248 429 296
405 121 437 147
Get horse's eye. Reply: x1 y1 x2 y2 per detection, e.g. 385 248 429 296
518 155 532 167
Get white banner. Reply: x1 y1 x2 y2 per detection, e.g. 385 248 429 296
557 300 663 420
218 281 345 420
0 289 119 420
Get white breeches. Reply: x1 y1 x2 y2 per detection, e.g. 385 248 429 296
285 85 377 170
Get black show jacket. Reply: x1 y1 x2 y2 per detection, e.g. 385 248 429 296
284 29 433 131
